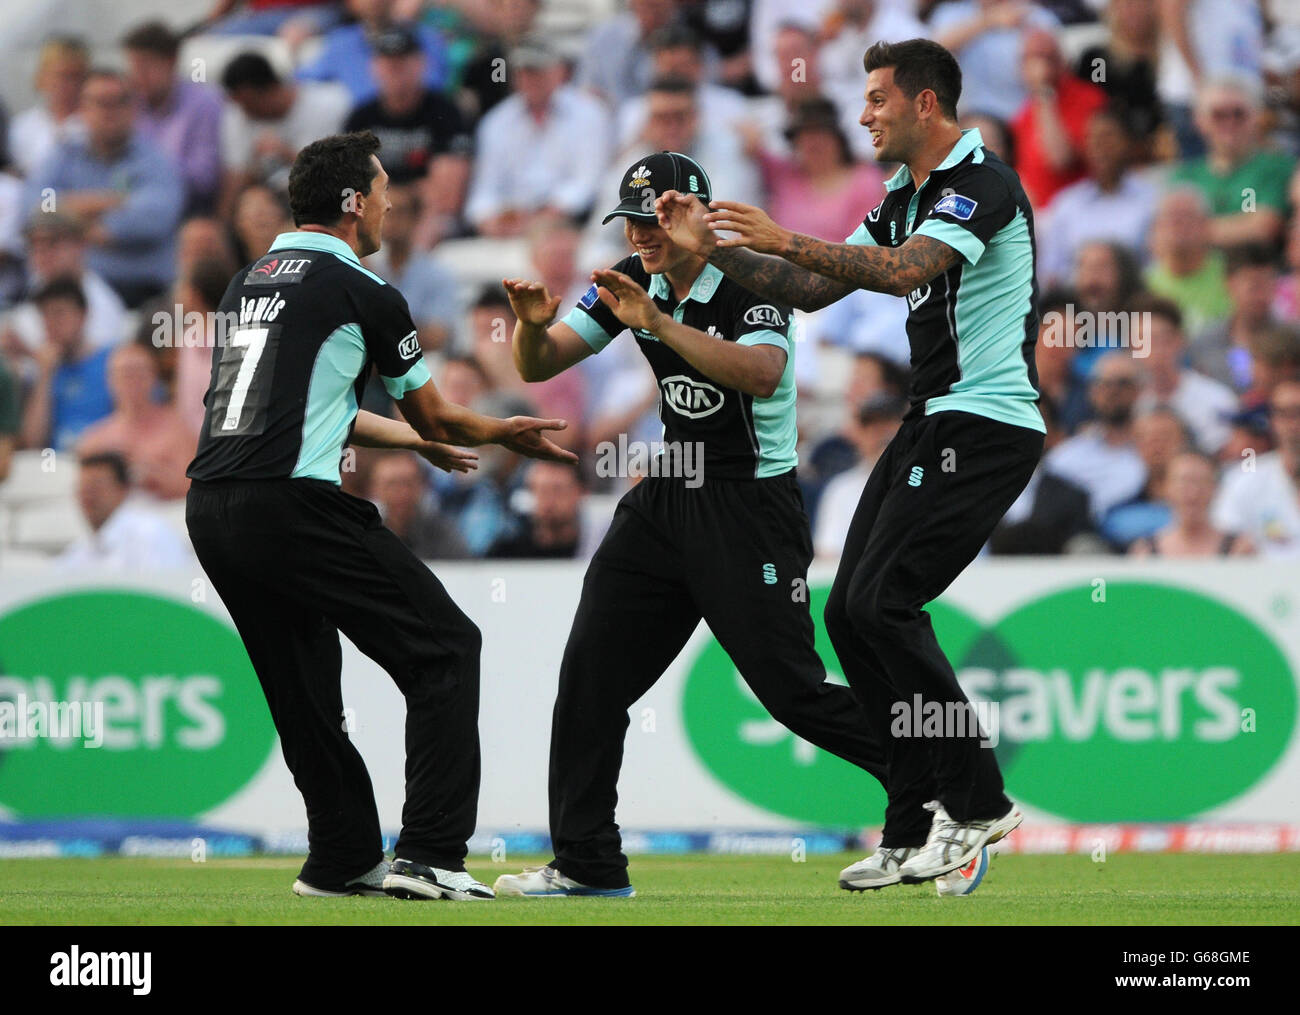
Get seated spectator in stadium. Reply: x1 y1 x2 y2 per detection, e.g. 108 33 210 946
1067 240 1142 382
682 0 754 94
218 52 351 218
1133 296 1237 454
1033 288 1089 434
230 183 294 264
616 25 750 149
366 450 470 560
1168 77 1294 250
438 354 492 409
1236 325 1300 428
1274 212 1300 322
122 21 223 215
487 460 595 559
1190 244 1281 393
1212 378 1300 556
459 0 543 119
19 278 113 452
298 3 450 105
1074 0 1162 153
1099 407 1191 547
3 213 127 358
57 451 191 570
1043 351 1147 522
1264 28 1300 158
1010 28 1108 209
988 395 1094 554
930 0 1059 121
745 97 885 245
1130 450 1253 557
464 39 612 237
8 35 87 180
813 392 905 562
172 256 239 435
343 23 472 203
1038 107 1158 287
1144 187 1232 335
202 0 343 36
1156 0 1265 158
0 355 16 481
577 0 681 109
76 342 196 501
26 69 184 308
819 0 928 112
440 391 534 555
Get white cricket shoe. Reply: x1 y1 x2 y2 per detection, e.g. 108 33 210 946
292 860 389 897
493 865 636 898
383 858 495 900
837 846 921 891
935 847 990 896
898 802 1022 883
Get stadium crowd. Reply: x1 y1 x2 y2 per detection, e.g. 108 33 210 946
0 0 1298 568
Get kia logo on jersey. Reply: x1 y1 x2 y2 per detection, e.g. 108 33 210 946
661 375 724 418
743 305 785 328
398 331 421 359
907 284 931 311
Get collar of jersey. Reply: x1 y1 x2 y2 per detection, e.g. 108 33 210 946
883 127 984 193
647 261 724 304
269 230 362 265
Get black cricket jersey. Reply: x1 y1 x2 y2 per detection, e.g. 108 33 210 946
187 231 431 485
561 258 797 480
847 127 1045 434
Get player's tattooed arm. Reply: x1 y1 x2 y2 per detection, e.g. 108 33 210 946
780 233 963 297
704 247 857 313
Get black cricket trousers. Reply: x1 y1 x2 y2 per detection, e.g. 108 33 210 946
186 477 481 888
549 471 888 889
823 409 1043 847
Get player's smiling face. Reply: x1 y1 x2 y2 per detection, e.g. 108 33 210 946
625 217 685 274
861 67 918 164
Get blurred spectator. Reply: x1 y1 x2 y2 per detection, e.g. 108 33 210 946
173 256 239 435
616 25 750 149
1133 295 1237 454
1190 244 1280 393
1263 26 1300 157
438 354 492 408
219 52 351 217
1043 351 1147 521
57 451 190 570
76 342 197 500
577 0 682 109
231 183 294 263
1038 107 1157 286
813 392 904 561
1274 212 1300 322
366 450 470 559
1169 76 1294 249
298 4 450 105
202 0 343 36
818 0 928 112
1157 0 1264 158
1144 187 1231 334
1074 0 1163 150
1011 27 1107 209
1130 450 1253 556
459 0 543 119
988 395 1094 554
1237 324 1300 425
344 23 472 201
1067 240 1141 382
682 0 755 94
464 39 611 237
26 69 184 308
930 0 1059 121
959 111 1012 163
8 36 88 180
122 21 223 215
364 184 463 354
487 460 593 559
3 213 127 356
747 97 885 244
1212 377 1300 556
1099 406 1191 547
19 277 112 452
1033 287 1089 433
0 354 16 481
440 391 533 555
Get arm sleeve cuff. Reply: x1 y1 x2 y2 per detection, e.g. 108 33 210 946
915 219 985 264
560 306 616 352
737 328 791 352
382 357 432 399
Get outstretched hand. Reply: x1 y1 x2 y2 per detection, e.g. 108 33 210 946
419 442 479 474
499 417 579 464
502 278 561 327
591 269 664 332
654 190 715 257
702 201 793 254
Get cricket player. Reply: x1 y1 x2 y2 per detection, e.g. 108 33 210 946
185 131 575 902
657 39 1043 887
493 151 890 897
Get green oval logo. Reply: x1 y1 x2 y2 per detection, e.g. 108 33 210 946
0 590 277 817
681 582 1296 824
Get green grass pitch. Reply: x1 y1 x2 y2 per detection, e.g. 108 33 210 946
2 853 1297 925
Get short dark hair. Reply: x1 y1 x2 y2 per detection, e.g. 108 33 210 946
288 131 382 227
473 284 511 311
221 52 280 92
1223 242 1279 277
864 39 962 121
647 24 702 54
80 451 130 487
1129 293 1183 332
188 255 237 310
33 275 87 311
647 74 697 98
122 20 180 58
